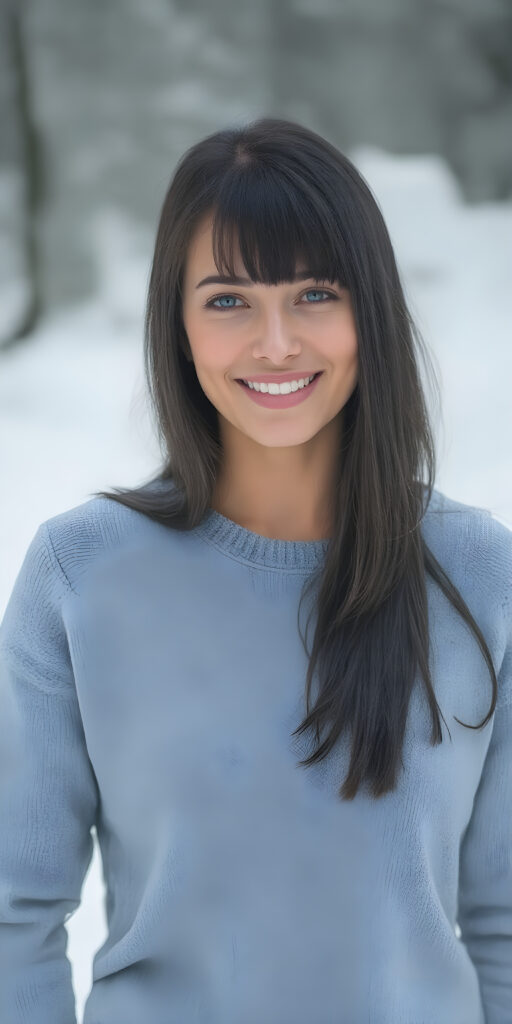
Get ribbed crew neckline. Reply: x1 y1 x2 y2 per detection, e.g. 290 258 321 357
195 506 330 571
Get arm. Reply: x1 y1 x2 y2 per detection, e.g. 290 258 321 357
457 578 512 1023
0 522 99 1024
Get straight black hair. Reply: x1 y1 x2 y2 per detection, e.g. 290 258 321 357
94 116 497 801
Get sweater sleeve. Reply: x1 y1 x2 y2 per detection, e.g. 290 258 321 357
0 522 99 1024
457 592 512 1024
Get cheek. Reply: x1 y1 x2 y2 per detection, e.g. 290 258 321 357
191 312 234 350
182 318 226 372
188 340 235 392
321 322 358 365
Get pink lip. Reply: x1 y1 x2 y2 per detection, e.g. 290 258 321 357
235 371 323 384
235 371 323 409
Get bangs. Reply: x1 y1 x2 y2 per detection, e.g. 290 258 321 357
209 165 350 288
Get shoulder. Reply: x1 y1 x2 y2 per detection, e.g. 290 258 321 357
423 485 512 663
423 484 494 519
39 493 154 594
1 494 161 691
423 485 512 589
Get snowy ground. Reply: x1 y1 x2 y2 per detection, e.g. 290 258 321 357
1 148 511 1020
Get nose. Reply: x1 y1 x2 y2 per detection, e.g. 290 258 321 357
251 309 302 362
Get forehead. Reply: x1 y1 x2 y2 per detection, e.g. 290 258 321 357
184 211 308 286
185 212 221 268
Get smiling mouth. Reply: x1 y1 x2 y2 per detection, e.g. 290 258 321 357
236 372 323 389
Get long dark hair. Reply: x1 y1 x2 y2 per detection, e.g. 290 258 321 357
94 116 497 801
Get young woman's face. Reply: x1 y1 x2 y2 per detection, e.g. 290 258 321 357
181 212 359 450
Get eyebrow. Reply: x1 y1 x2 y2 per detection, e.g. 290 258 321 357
195 271 320 289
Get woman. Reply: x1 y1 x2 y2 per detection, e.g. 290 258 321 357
0 117 510 1024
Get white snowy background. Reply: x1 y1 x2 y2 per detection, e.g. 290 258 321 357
1 142 511 1023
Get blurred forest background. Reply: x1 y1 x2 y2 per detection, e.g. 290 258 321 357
0 4 511 1015
1 0 511 343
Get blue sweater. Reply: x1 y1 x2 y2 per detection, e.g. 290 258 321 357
0 485 511 1024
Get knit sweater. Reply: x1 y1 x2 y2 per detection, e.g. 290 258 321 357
0 484 511 1024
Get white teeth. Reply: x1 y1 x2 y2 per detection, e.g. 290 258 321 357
243 374 316 394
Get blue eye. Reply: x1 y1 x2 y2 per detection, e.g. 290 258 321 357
204 288 336 310
302 289 333 303
206 294 245 309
